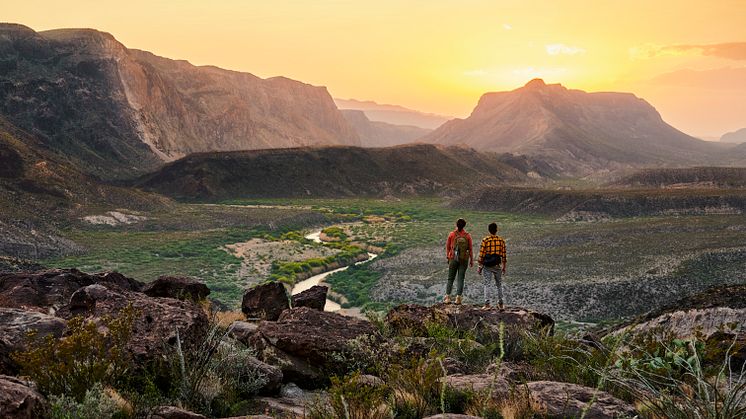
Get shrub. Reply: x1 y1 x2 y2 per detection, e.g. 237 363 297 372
13 305 137 400
48 383 124 419
308 372 393 419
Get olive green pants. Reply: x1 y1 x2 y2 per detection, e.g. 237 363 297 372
446 259 468 296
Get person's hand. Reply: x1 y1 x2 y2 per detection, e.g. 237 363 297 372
502 266 506 274
470 260 474 268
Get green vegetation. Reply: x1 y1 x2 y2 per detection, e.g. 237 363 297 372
321 226 347 240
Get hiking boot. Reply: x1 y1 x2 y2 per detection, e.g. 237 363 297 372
481 302 491 310
443 295 452 304
498 302 504 310
455 295 462 305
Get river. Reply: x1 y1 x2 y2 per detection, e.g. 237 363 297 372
291 229 378 312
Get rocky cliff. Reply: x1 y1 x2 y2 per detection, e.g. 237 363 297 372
0 23 359 180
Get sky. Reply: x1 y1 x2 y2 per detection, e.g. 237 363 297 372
4 0 746 137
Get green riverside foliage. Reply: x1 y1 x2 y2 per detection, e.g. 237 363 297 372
13 305 137 401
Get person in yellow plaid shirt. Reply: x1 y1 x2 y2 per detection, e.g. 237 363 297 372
477 222 507 309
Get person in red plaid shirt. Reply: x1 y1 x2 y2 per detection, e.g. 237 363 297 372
477 222 507 309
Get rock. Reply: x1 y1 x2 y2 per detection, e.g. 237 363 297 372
242 282 289 321
58 284 208 364
352 374 385 388
0 308 66 374
526 381 637 419
706 331 746 371
0 269 142 313
251 397 308 418
423 415 482 419
246 356 283 395
279 382 304 399
0 375 47 419
142 276 209 302
229 320 259 344
292 285 327 311
150 406 207 419
386 303 554 348
442 374 510 400
249 307 377 387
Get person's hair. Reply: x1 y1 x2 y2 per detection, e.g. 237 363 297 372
456 218 466 231
488 222 498 234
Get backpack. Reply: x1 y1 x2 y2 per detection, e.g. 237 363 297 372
453 232 470 263
483 237 501 267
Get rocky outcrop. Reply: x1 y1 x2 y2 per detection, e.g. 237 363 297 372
150 406 206 419
242 282 289 321
0 308 66 374
0 375 47 419
291 285 327 311
59 283 208 363
386 303 554 345
142 276 209 302
0 269 142 313
443 373 510 400
526 381 637 418
247 307 378 387
246 356 284 395
0 24 359 180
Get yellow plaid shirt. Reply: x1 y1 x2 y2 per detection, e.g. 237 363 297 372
478 235 507 265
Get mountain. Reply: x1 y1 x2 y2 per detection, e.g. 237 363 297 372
0 116 169 258
721 128 746 144
340 110 431 147
135 144 549 201
611 167 746 188
0 23 359 180
421 79 726 174
334 98 451 129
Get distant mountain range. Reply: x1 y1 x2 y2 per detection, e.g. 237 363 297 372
721 128 746 144
334 98 451 130
423 79 733 174
340 110 431 147
0 23 359 179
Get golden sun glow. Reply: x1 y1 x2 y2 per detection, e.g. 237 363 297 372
4 0 746 136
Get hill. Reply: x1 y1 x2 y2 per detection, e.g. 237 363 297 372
0 23 359 180
422 79 728 174
135 144 548 201
452 186 746 219
340 110 431 147
612 167 746 188
0 116 169 258
334 98 451 129
721 128 746 144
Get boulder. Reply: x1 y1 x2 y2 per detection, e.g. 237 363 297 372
246 356 283 395
242 282 289 321
423 415 482 419
248 307 377 387
142 276 210 302
229 320 259 344
292 285 327 311
58 284 208 364
0 269 142 313
442 374 510 400
526 381 637 419
151 406 206 419
386 303 554 347
0 375 47 419
0 308 66 374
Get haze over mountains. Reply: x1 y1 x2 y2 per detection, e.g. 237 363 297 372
423 79 738 174
721 128 746 144
333 98 451 130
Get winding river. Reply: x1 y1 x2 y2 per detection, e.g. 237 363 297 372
291 230 378 312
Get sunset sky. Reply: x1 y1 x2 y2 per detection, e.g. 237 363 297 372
5 0 746 137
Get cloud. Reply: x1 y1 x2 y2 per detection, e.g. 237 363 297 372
630 42 746 60
545 43 586 56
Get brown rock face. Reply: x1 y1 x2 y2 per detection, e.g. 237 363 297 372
0 308 66 374
291 285 328 311
527 381 637 419
0 269 143 313
141 276 210 302
242 282 290 321
0 375 48 419
59 284 208 363
0 24 360 180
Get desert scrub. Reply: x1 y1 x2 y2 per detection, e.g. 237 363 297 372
322 226 348 240
425 322 497 373
13 305 137 401
48 383 125 419
269 246 366 284
326 262 384 309
308 372 393 419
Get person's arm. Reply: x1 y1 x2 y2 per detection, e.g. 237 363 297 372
477 237 484 272
468 234 474 266
501 238 507 273
445 232 453 261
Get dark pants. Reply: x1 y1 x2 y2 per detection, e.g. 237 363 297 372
446 259 468 296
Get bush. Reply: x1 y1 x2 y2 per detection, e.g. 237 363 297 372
308 372 393 419
48 383 124 419
13 305 137 401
